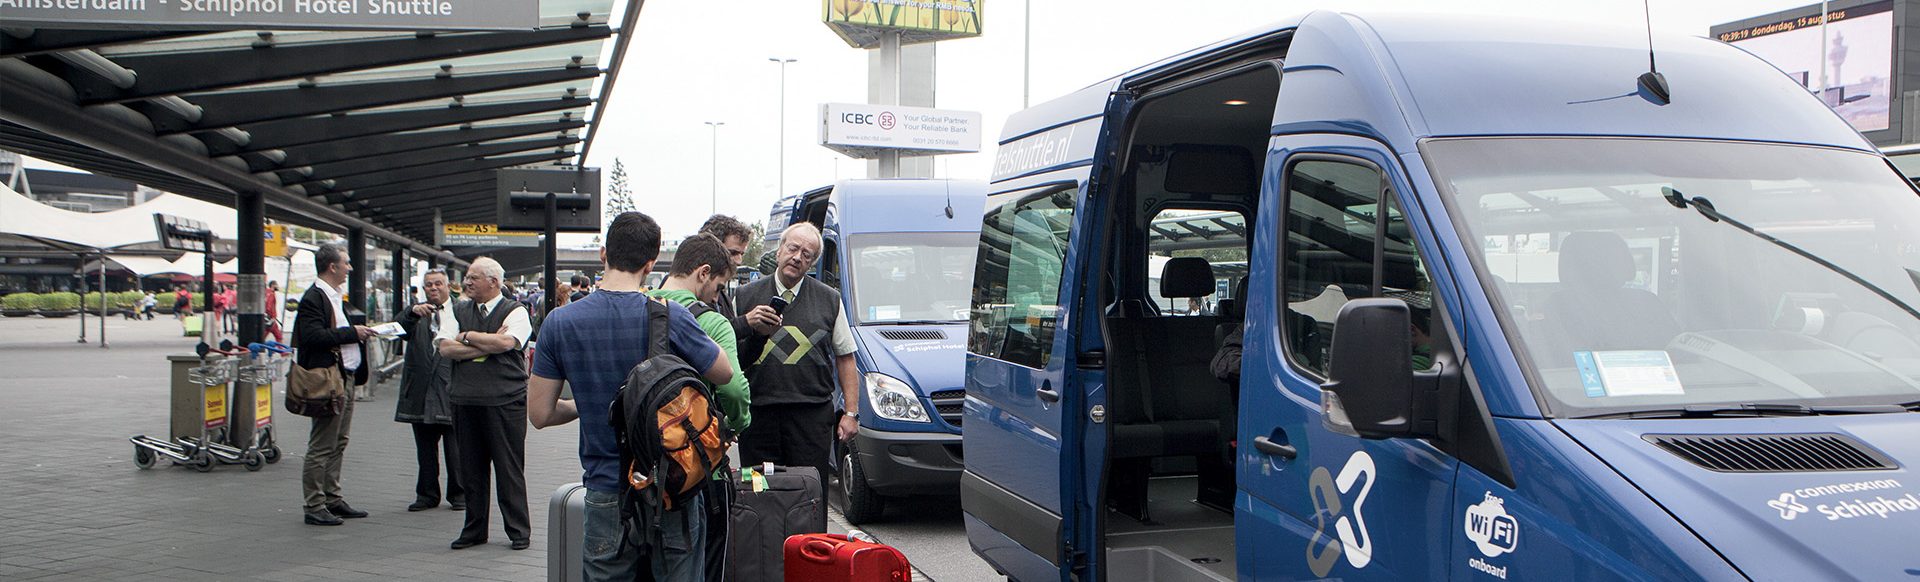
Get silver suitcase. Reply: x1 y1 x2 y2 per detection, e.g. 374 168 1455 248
547 482 587 582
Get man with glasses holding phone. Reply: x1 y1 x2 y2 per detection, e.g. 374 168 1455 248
735 223 859 487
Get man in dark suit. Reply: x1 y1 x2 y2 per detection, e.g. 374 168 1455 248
395 269 464 512
296 244 375 526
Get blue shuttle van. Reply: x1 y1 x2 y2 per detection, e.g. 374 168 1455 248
764 179 987 523
961 11 1920 582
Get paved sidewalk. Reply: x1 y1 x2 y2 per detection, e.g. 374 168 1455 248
0 316 582 581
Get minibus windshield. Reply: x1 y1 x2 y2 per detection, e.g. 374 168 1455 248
1424 137 1920 417
847 231 976 324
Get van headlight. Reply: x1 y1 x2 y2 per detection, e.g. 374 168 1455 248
865 372 930 423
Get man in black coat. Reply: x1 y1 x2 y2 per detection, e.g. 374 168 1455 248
296 244 375 526
394 269 464 512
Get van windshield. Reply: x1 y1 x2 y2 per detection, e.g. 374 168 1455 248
1424 137 1920 417
847 232 975 324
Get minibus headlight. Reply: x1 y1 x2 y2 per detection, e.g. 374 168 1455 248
865 372 930 423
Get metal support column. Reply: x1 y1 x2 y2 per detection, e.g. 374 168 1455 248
391 246 407 313
97 252 108 348
237 192 266 345
348 227 367 317
542 192 558 315
76 254 87 344
876 30 901 178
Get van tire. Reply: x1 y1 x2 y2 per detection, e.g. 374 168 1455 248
838 446 885 524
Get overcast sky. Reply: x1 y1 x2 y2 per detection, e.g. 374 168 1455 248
593 0 1813 240
22 0 1818 243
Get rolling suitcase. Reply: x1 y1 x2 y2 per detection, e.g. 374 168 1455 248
547 482 588 582
784 533 912 582
727 464 826 582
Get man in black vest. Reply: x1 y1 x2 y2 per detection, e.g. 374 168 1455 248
699 213 754 327
295 244 374 526
434 257 535 551
395 269 464 512
736 223 861 485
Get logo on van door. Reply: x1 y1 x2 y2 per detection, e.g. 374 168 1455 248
1306 451 1377 577
1464 492 1519 557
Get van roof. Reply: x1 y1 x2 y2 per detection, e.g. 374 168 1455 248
830 179 987 235
1000 11 1870 155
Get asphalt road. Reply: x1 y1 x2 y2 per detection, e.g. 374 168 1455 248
832 494 1001 582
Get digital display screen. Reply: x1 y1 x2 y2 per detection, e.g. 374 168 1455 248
1718 1 1895 132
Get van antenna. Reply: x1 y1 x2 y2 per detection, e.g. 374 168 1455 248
943 181 955 219
1637 0 1671 104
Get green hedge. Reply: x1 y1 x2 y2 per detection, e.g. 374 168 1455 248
37 292 79 311
2 293 38 310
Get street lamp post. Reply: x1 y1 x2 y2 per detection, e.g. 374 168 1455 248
768 57 797 197
704 121 724 215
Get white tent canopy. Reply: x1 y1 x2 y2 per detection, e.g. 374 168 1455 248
1 181 244 252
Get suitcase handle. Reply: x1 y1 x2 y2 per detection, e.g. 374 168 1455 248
799 539 841 563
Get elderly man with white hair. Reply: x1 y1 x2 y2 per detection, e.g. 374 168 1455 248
434 257 537 551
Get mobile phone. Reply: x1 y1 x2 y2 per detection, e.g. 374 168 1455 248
768 295 789 315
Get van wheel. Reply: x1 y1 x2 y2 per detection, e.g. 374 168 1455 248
838 447 885 524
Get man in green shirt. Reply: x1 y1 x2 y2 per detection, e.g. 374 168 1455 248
648 233 752 433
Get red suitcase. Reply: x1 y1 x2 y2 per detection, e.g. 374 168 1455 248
783 533 912 582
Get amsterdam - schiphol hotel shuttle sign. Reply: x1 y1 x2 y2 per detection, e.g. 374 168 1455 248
1 0 538 31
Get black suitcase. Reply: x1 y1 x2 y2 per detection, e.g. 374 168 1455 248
726 464 826 582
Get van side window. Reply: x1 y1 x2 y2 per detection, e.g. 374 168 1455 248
1282 159 1435 374
1147 210 1248 316
970 187 1076 369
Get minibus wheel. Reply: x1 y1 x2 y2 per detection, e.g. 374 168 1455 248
837 447 885 524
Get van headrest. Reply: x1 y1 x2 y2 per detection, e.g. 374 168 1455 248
1160 257 1215 299
1559 231 1635 290
1220 277 1247 319
1165 145 1256 196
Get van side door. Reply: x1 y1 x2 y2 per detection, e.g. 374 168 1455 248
962 181 1083 582
1238 135 1458 580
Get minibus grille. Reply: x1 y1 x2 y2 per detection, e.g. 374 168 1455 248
928 389 965 427
879 329 946 340
1644 433 1897 472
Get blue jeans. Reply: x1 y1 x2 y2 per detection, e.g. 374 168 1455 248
582 489 706 582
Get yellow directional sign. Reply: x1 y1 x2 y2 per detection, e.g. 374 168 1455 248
263 224 288 257
438 223 538 248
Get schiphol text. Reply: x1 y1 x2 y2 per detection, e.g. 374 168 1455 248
173 0 456 16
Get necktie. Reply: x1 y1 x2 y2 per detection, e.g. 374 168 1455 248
479 301 490 319
781 288 796 304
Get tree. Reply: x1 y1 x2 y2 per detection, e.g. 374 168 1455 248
745 221 768 273
604 158 635 218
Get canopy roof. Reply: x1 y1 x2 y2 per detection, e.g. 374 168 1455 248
0 0 637 254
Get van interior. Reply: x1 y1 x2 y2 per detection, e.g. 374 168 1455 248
1094 63 1279 582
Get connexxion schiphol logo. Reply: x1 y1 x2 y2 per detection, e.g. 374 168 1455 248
1306 451 1377 577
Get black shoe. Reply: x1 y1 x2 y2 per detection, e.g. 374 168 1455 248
449 502 467 511
326 501 369 519
450 537 486 550
408 499 439 512
510 539 530 551
304 508 343 526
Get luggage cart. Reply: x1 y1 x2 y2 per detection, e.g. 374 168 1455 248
234 342 292 464
131 342 267 472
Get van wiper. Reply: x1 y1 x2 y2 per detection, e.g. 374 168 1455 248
876 319 960 326
1580 402 1906 419
1663 187 1920 322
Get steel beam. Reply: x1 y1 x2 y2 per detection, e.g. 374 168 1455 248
0 67 462 263
320 151 574 196
578 0 644 166
287 137 580 185
208 98 590 155
346 175 495 203
365 187 495 213
0 30 199 58
348 228 367 315
153 67 602 133
262 120 584 171
68 25 611 105
386 198 495 221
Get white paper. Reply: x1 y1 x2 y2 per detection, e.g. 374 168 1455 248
1581 350 1684 397
871 305 902 320
370 321 407 339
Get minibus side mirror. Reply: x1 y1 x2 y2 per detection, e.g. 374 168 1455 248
1320 298 1422 439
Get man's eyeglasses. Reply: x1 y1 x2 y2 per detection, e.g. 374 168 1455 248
783 242 818 261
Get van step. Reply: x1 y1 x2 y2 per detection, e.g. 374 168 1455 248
1644 433 1896 472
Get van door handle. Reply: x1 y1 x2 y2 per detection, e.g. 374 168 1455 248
1035 381 1061 404
1252 436 1297 460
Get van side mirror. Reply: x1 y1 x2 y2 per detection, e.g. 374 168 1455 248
1319 298 1424 439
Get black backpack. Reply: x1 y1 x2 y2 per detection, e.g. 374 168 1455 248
608 297 734 551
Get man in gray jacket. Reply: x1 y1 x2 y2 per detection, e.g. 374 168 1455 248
395 269 464 512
